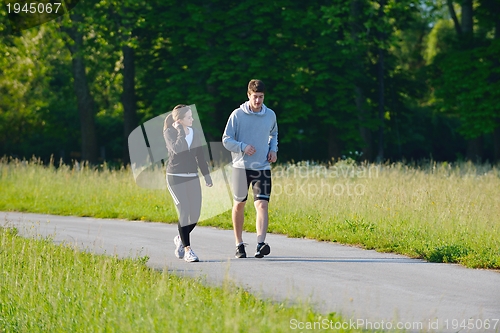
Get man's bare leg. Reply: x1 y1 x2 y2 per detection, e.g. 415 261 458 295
254 199 269 243
232 200 246 244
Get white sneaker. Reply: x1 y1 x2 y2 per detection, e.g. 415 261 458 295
184 248 199 262
174 235 185 259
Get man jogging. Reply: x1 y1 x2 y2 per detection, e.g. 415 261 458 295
222 79 278 258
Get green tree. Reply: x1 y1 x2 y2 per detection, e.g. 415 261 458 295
58 6 99 163
89 0 150 163
0 21 82 159
322 0 427 162
430 0 500 161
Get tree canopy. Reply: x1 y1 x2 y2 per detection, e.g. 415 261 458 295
1 0 499 163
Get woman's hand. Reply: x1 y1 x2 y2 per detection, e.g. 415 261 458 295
172 120 181 129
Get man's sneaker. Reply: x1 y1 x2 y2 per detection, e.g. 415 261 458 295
174 235 184 259
255 242 270 258
235 243 247 258
184 248 199 262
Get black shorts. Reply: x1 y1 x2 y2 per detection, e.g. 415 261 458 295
232 168 272 202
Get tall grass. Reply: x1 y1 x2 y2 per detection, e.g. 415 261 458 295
0 157 177 222
0 227 383 333
1 157 499 269
267 160 500 269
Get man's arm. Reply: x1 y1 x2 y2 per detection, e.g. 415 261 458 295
267 118 278 162
268 118 278 152
222 112 248 153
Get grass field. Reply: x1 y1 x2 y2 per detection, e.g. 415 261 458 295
1 227 392 333
0 157 499 269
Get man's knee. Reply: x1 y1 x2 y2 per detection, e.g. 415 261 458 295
233 200 246 210
254 199 268 210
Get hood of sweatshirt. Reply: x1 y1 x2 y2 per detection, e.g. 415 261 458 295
240 101 267 116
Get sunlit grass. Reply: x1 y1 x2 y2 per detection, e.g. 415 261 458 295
265 160 500 269
0 227 386 333
0 157 176 222
1 156 499 268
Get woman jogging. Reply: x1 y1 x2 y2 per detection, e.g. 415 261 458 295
163 104 212 262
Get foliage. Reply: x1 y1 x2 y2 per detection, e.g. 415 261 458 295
431 39 500 138
0 23 79 159
0 0 499 162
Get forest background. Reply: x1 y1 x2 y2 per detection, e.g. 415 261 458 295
1 0 499 165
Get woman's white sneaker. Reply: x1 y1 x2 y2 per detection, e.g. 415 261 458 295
184 248 199 262
174 235 185 259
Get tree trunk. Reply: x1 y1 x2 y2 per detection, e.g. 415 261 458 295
355 86 373 161
461 0 473 39
122 44 137 164
494 125 500 163
448 0 481 162
447 0 462 36
201 3 220 143
497 13 500 41
350 0 373 161
494 21 500 163
205 83 219 142
328 126 341 160
466 136 483 162
376 0 386 163
64 14 98 163
460 0 481 161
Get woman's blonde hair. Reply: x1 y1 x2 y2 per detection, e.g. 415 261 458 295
163 104 190 131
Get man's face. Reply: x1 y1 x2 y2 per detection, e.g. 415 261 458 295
248 92 265 111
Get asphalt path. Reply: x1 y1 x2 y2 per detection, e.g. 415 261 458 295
2 211 499 333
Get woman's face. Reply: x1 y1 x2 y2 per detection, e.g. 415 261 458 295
178 110 193 127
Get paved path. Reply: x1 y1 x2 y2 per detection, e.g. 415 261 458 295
2 211 499 333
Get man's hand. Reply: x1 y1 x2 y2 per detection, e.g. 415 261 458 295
267 151 277 163
244 145 256 156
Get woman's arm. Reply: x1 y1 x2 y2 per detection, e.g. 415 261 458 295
193 130 212 186
164 127 187 154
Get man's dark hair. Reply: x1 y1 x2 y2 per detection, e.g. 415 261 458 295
247 79 265 94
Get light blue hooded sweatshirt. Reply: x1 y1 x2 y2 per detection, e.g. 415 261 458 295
222 101 278 170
